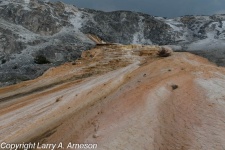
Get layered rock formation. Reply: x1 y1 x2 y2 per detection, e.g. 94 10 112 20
1 0 225 86
1 44 225 149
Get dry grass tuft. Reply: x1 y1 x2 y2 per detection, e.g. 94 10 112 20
157 47 173 57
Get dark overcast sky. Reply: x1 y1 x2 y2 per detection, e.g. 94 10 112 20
50 0 225 18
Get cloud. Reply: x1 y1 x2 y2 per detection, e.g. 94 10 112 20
50 0 225 18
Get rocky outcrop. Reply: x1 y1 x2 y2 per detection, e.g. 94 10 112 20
1 44 225 149
0 0 68 35
0 0 94 87
80 10 174 45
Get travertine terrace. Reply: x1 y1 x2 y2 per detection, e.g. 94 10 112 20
1 44 225 149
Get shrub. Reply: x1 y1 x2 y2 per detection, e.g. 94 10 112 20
34 55 50 64
157 47 172 57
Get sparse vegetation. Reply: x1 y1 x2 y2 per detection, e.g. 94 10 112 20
34 55 50 64
157 47 172 57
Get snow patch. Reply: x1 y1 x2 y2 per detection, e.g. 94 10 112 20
132 16 152 44
65 5 78 14
132 32 152 44
165 19 183 32
24 0 30 4
23 0 31 11
0 0 9 6
187 32 225 51
0 19 39 43
69 12 83 29
164 18 189 42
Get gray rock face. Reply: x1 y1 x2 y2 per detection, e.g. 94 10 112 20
80 9 174 45
0 0 67 35
79 10 225 69
0 0 225 87
0 26 26 55
0 0 94 87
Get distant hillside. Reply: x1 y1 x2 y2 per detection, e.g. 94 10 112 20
0 0 225 86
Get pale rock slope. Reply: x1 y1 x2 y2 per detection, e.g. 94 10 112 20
1 45 225 150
